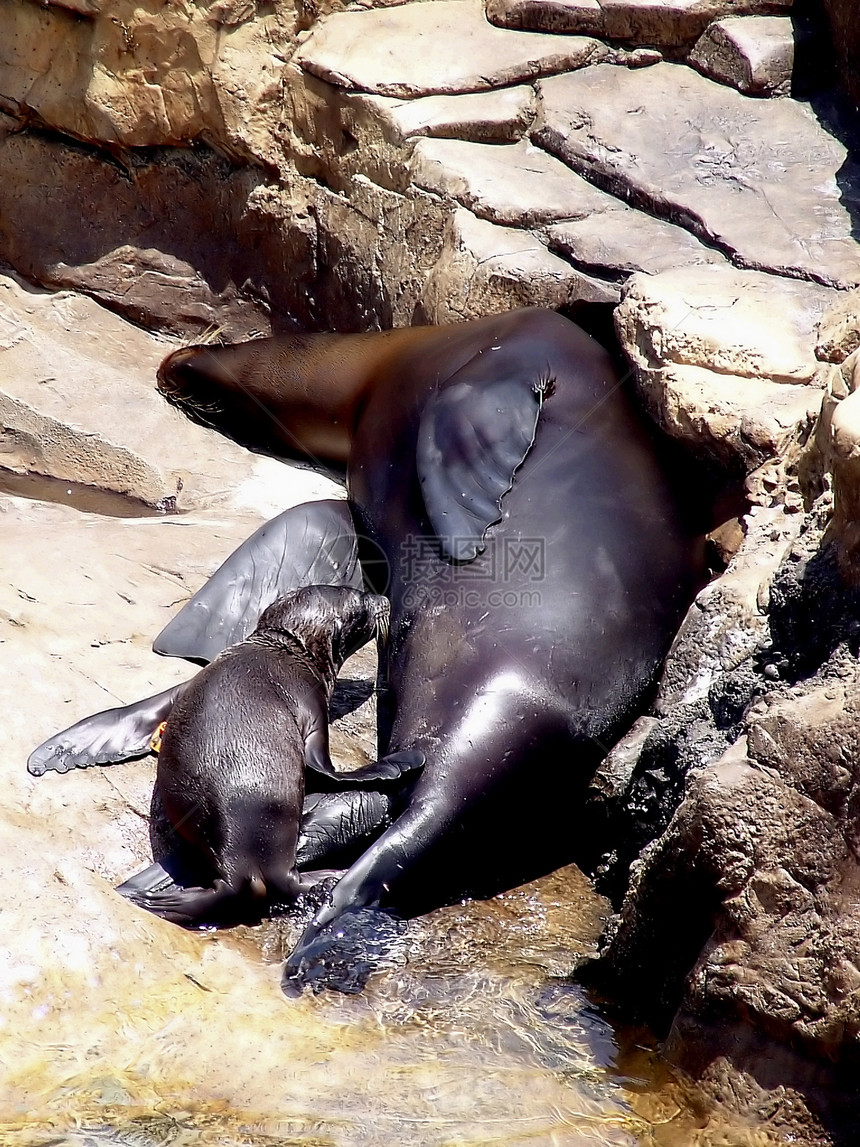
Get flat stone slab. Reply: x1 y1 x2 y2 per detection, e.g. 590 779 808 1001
535 63 860 289
544 208 725 278
358 86 536 145
0 270 321 514
485 0 792 46
410 136 611 226
295 0 606 98
410 136 724 283
689 16 794 96
618 264 837 384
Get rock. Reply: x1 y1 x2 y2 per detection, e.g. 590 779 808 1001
816 288 860 364
0 0 291 163
655 504 801 712
410 136 612 228
43 245 269 340
534 63 860 289
614 264 836 468
294 0 607 97
814 351 860 581
485 0 604 34
0 128 320 335
544 208 724 280
409 136 722 291
44 0 102 13
485 0 793 48
421 206 616 321
589 498 860 1141
689 16 794 96
358 86 537 145
601 729 860 1131
0 269 311 513
580 503 802 895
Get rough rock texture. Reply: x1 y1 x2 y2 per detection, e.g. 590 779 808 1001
0 0 293 160
535 63 860 289
614 264 835 470
817 289 860 365
689 16 794 96
0 271 298 510
591 504 860 1145
294 0 608 96
409 136 725 288
485 0 793 48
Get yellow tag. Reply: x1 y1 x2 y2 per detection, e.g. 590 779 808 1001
150 721 167 754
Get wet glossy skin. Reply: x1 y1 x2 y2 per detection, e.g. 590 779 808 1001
155 309 704 979
122 587 393 924
304 309 703 939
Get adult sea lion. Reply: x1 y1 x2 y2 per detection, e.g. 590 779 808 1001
118 585 422 924
30 308 706 992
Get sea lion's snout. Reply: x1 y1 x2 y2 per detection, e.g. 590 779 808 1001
157 346 200 396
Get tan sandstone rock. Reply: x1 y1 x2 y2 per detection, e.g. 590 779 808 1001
485 0 793 45
0 270 304 513
0 0 292 162
689 16 794 96
422 206 616 320
534 63 860 289
615 265 836 469
294 0 607 97
816 288 860 365
815 351 860 580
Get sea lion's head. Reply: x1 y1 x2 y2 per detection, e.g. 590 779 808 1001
256 586 389 674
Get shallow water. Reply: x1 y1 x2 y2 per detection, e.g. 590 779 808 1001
0 468 177 517
1 863 720 1147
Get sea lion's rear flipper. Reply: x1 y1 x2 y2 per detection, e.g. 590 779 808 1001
417 367 549 562
297 789 398 868
154 498 361 663
27 682 186 776
119 876 240 927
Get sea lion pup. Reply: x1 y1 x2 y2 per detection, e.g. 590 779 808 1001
120 585 420 925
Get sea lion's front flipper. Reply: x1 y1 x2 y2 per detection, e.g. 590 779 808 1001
417 367 548 562
27 682 186 776
116 859 180 898
154 499 361 663
305 749 425 790
347 750 426 784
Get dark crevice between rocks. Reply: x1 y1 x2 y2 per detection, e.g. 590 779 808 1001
766 528 860 686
